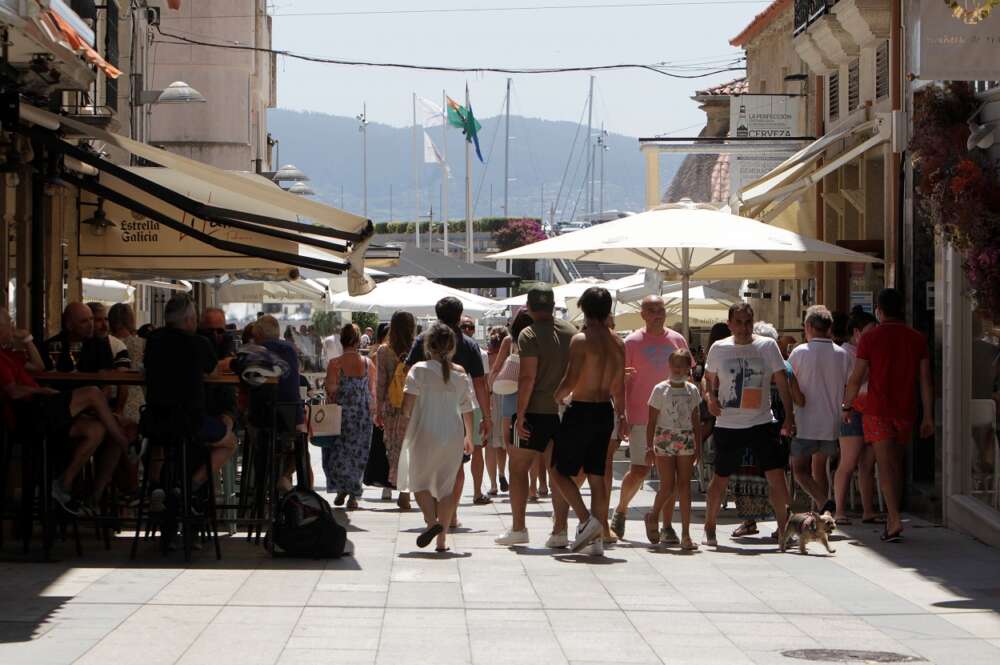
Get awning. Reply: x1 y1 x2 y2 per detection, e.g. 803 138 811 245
736 113 893 223
40 8 121 79
374 245 520 289
18 102 386 293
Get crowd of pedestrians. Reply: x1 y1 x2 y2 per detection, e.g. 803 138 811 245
0 282 933 556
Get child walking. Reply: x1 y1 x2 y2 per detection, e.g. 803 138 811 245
644 349 702 550
398 323 475 553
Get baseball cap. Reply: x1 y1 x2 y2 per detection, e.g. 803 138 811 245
526 285 554 311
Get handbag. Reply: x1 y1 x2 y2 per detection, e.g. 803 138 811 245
491 352 520 395
309 402 342 448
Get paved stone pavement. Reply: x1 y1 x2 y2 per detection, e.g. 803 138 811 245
1 454 1000 665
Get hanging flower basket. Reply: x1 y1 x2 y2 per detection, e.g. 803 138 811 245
911 82 1000 319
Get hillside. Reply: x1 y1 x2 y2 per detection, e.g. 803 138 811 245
267 108 683 222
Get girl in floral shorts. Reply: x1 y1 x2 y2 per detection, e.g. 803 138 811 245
644 349 703 550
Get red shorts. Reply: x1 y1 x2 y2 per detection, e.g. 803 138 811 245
862 415 913 444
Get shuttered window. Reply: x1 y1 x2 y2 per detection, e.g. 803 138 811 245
828 71 840 122
848 60 860 113
875 40 889 100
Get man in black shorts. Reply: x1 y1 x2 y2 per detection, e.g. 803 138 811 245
702 303 794 547
551 287 625 554
495 286 576 546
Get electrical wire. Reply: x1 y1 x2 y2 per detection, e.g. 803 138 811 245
166 1 771 20
152 26 744 78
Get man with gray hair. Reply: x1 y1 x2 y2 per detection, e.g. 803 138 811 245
144 295 236 492
788 305 851 514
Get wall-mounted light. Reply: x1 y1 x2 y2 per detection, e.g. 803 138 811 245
81 199 115 236
967 103 995 151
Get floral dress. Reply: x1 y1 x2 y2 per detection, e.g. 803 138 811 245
322 357 374 498
376 345 410 486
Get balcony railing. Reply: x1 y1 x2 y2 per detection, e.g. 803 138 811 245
794 0 839 36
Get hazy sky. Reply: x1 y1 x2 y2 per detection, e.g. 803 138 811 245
270 0 768 138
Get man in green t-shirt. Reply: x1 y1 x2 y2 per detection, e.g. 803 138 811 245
495 286 577 547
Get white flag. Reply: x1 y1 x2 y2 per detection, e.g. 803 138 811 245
417 96 444 127
424 132 451 177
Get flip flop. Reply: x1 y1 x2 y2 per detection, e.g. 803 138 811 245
834 517 852 526
862 516 887 524
435 546 451 553
880 528 903 543
732 523 759 538
417 524 444 548
473 495 493 505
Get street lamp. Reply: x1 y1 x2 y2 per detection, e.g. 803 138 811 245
273 164 310 183
288 181 316 196
358 103 368 219
137 80 207 105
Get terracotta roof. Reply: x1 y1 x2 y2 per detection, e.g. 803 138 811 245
696 78 748 97
730 0 792 47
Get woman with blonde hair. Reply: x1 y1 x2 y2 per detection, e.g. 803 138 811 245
398 322 475 552
323 323 376 510
375 310 417 509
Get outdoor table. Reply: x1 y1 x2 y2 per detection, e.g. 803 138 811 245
28 370 282 555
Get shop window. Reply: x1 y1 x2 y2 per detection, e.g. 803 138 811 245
970 315 999 510
848 59 860 113
828 71 840 122
875 40 889 100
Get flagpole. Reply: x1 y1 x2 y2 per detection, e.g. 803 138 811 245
413 93 420 248
465 83 473 264
441 89 449 256
586 75 594 222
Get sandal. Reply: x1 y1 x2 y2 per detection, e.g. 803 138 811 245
435 545 451 553
862 516 887 524
732 522 758 538
680 537 699 551
473 495 493 505
397 494 411 511
834 517 852 526
346 496 359 511
644 511 661 544
417 524 444 548
880 528 903 543
487 488 499 497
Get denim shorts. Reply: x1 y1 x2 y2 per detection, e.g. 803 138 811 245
839 410 863 437
791 438 839 457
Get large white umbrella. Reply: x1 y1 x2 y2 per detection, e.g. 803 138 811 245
83 278 134 303
569 284 736 330
491 200 879 335
329 275 498 319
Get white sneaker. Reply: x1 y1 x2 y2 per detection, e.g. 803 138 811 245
495 529 530 546
587 538 605 556
545 530 569 549
571 516 602 553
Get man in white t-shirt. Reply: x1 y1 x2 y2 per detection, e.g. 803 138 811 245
788 305 850 513
703 303 794 547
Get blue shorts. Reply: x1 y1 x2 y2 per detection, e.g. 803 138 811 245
840 411 864 437
791 438 839 457
198 416 228 444
501 392 518 419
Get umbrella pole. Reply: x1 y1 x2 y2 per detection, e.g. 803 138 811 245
682 271 690 343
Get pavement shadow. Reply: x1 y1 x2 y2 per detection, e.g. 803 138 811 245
397 551 473 560
554 553 627 565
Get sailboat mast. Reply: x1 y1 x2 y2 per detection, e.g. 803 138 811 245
599 123 606 218
442 89 449 256
585 75 594 221
503 77 511 218
413 93 420 247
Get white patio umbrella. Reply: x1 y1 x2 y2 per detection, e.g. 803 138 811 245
569 284 736 330
329 275 498 319
215 279 327 303
82 278 134 303
491 200 879 335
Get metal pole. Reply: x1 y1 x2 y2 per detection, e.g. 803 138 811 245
359 103 368 219
442 90 449 256
681 249 691 341
591 142 597 218
504 77 511 218
599 125 606 217
465 84 473 264
586 75 594 221
389 184 393 222
413 92 421 247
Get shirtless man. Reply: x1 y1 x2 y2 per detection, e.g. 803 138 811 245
552 287 626 553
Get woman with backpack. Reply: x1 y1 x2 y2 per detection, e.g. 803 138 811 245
375 310 416 510
323 323 376 511
398 323 475 552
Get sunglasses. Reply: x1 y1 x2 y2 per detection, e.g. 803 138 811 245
460 324 475 331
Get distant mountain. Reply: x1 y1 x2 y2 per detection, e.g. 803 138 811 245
268 108 683 223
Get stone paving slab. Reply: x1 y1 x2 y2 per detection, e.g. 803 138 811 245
1 455 999 664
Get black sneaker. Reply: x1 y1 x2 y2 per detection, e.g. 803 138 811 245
51 481 86 517
499 475 509 493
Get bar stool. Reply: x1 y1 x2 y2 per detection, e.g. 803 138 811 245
131 405 221 562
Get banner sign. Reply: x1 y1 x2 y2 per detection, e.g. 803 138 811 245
729 95 802 139
912 0 1000 81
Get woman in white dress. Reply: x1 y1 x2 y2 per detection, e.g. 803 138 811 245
398 323 475 552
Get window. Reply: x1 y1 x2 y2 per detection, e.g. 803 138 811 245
759 80 768 94
875 41 889 100
828 71 840 122
848 59 860 113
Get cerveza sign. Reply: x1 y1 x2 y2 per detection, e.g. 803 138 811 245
911 0 1000 81
119 219 160 243
730 95 802 139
